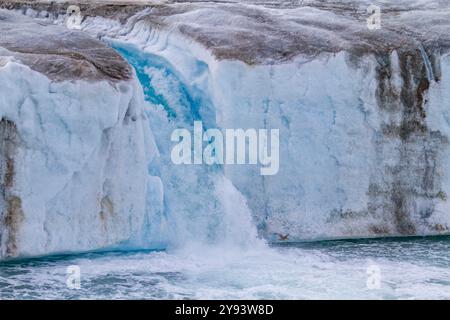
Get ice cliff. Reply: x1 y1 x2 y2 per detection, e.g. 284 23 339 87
1 0 450 259
0 10 160 259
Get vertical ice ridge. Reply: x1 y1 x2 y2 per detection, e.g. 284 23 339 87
419 45 435 82
0 56 158 259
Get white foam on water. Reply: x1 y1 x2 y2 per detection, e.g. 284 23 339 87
1 239 450 299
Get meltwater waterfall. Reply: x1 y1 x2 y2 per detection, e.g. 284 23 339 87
111 42 260 251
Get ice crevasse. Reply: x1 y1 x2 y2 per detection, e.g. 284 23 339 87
2 1 450 259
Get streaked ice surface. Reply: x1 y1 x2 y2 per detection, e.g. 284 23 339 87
1 237 449 299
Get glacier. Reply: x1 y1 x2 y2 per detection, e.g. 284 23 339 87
1 0 450 259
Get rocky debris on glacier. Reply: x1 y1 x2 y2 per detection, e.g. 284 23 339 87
0 9 132 81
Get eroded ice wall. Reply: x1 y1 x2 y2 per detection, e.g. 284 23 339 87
0 10 159 259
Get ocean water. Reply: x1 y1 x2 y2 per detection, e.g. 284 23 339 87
1 236 449 299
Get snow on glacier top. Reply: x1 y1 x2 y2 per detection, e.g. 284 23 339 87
0 9 132 81
143 0 450 63
1 1 450 64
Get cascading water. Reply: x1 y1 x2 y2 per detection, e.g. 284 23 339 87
111 41 261 250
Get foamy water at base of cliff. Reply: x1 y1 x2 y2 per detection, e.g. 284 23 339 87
1 237 449 299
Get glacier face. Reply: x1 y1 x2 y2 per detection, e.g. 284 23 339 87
0 64 156 259
0 10 161 259
2 1 450 259
73 1 450 241
214 52 450 240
